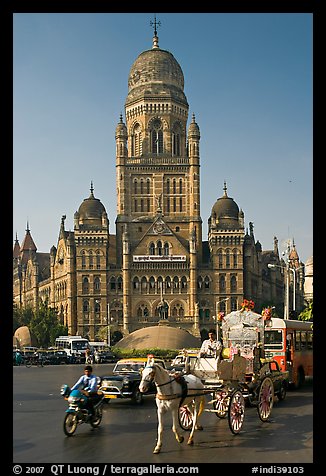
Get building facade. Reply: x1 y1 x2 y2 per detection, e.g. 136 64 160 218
13 29 306 341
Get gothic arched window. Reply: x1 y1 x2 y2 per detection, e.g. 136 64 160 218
96 251 101 269
94 277 101 293
81 251 86 269
231 275 237 292
82 277 89 294
172 129 181 156
131 123 142 156
151 119 163 154
233 250 238 268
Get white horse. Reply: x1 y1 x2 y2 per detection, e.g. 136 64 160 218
139 355 205 454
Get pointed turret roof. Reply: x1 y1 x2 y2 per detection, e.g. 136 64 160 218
13 233 21 259
20 223 37 253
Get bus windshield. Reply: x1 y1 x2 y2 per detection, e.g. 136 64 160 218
264 329 284 350
72 340 88 350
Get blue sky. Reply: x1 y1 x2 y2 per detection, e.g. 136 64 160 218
13 13 313 264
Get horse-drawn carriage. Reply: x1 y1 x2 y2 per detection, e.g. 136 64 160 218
139 307 288 453
178 308 289 435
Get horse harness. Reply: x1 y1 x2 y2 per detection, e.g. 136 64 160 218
143 366 188 404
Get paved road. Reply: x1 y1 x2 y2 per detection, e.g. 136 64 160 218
13 364 313 464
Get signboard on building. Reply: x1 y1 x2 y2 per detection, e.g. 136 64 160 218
133 255 186 262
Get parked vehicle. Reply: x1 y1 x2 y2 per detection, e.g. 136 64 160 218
170 349 199 372
55 336 89 360
99 357 166 404
95 349 116 364
60 384 104 436
88 342 116 364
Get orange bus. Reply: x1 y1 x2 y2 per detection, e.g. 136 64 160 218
264 318 313 388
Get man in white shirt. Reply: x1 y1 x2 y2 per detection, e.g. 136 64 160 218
199 329 222 358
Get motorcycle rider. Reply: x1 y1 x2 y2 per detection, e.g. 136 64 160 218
71 365 99 418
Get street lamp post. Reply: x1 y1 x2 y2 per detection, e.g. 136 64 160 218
288 265 305 312
268 263 289 319
268 263 305 318
107 303 110 347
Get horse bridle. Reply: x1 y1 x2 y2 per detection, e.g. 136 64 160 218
142 364 176 388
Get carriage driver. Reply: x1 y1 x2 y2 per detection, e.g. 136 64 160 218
199 329 222 358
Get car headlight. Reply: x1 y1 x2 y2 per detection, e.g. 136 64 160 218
122 377 129 386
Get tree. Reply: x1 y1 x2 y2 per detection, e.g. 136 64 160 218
298 301 313 322
14 301 68 348
13 302 34 332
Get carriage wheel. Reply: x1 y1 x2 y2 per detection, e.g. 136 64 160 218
228 390 245 434
213 390 229 419
178 404 193 431
257 377 274 422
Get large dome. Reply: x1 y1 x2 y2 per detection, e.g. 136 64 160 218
212 195 239 220
77 186 106 221
126 36 188 106
114 325 201 350
210 183 241 229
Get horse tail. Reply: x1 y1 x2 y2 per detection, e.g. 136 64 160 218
198 395 205 416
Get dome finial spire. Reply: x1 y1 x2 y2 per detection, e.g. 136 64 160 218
223 180 228 196
90 181 94 196
150 14 161 49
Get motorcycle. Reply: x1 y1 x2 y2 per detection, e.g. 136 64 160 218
60 384 104 436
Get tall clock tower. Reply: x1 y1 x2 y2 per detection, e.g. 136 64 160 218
115 23 202 333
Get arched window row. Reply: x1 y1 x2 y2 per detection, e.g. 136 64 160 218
77 237 106 246
55 280 67 300
133 178 151 195
132 275 188 294
217 249 241 269
197 274 239 293
149 241 170 256
126 103 172 119
82 299 123 323
197 275 211 290
40 287 51 302
136 301 185 320
133 197 151 213
109 276 123 292
81 250 103 270
165 178 184 195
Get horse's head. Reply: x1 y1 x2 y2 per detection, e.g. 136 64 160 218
139 355 156 393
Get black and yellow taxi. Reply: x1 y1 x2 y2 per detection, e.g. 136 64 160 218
99 357 166 404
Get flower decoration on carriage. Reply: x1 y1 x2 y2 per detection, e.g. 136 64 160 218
217 311 225 322
240 299 255 311
262 307 272 321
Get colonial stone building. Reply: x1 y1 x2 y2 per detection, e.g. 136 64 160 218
13 28 306 341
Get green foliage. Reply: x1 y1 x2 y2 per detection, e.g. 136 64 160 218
298 301 313 322
13 301 68 348
13 302 34 332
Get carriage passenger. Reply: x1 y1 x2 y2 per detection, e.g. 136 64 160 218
199 329 222 358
